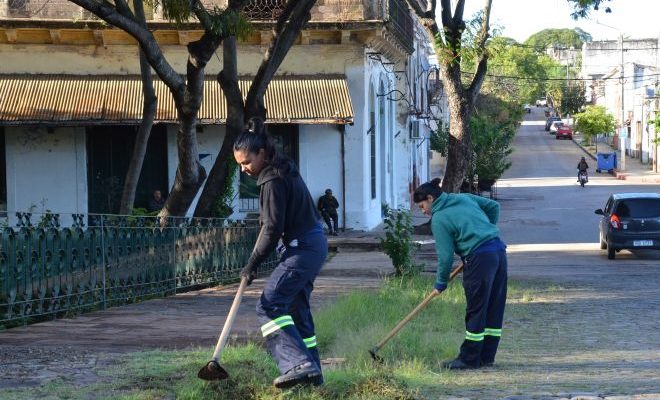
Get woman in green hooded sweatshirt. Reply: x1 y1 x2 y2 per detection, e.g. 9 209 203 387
413 178 508 370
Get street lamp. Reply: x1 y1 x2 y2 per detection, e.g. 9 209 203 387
596 20 626 171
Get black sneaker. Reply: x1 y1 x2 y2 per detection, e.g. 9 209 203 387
273 362 322 389
442 358 479 370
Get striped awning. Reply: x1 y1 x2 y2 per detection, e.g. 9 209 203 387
0 74 354 125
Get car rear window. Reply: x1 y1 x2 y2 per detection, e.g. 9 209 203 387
615 199 660 218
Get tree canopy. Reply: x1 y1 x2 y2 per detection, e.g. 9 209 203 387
524 28 592 50
574 105 616 141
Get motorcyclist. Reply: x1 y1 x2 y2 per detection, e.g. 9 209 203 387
577 157 589 182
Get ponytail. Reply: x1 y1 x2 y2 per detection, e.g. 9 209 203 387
233 117 277 161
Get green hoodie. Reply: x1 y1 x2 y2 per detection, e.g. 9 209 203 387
431 192 500 289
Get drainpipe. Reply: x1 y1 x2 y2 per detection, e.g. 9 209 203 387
339 124 347 232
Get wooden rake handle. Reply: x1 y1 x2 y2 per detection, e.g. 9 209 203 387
372 263 464 353
211 276 249 362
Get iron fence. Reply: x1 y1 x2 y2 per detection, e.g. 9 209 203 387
0 211 275 327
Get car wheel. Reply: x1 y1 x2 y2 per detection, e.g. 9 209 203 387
607 244 615 259
600 238 607 249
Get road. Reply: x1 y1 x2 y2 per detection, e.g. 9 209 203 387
488 106 660 396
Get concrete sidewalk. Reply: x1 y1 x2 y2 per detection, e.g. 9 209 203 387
572 134 660 184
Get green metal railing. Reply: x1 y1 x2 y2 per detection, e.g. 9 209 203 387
0 212 275 327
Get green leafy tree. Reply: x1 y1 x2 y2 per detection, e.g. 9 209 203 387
405 0 610 192
524 28 592 50
574 105 616 142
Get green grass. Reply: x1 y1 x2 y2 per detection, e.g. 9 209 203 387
6 278 645 399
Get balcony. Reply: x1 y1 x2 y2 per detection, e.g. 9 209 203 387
1 0 414 54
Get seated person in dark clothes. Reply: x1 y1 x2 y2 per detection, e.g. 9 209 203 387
317 189 339 235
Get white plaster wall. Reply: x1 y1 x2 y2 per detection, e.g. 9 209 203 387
166 124 227 218
4 126 87 221
298 124 343 228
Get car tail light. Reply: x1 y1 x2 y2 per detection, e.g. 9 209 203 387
610 214 621 230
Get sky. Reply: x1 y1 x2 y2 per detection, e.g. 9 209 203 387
450 0 660 43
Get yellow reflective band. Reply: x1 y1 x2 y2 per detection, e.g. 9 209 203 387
465 330 485 341
303 336 317 348
260 315 294 337
484 328 502 337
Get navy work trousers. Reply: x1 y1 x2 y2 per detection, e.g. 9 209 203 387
458 248 508 367
257 227 327 374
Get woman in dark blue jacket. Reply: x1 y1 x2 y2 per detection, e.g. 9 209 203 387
233 118 326 389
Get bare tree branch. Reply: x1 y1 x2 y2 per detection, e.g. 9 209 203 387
245 0 315 116
68 0 185 102
467 0 492 98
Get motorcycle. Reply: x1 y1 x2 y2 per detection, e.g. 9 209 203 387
578 170 588 187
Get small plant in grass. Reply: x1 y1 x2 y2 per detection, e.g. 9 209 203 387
380 205 421 277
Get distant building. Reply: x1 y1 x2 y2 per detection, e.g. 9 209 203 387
581 38 659 170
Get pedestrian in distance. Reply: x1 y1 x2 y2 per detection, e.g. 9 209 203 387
233 117 327 389
413 178 508 370
318 188 340 235
147 190 165 212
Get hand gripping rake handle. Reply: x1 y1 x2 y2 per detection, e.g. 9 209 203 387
210 276 248 362
369 264 464 361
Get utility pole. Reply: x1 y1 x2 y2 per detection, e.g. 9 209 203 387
619 33 626 171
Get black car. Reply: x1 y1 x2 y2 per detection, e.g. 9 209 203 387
595 193 660 259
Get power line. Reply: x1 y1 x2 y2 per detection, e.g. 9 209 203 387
462 71 660 82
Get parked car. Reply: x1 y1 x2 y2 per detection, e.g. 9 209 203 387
555 124 572 140
523 104 531 113
595 193 660 259
549 120 564 134
535 99 547 107
545 116 561 131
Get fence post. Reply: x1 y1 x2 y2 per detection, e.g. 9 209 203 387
100 216 107 310
172 224 177 295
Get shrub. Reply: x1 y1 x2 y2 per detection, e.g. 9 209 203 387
380 205 421 277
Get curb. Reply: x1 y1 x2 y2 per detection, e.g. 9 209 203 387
570 136 597 161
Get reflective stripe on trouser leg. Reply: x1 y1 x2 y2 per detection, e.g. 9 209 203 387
464 330 485 341
303 336 317 348
260 315 295 337
484 328 501 337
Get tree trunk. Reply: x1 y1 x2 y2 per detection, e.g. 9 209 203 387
193 0 316 217
159 33 222 218
441 93 473 192
193 37 245 218
118 0 157 215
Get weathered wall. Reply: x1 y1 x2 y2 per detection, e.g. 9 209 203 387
4 126 87 216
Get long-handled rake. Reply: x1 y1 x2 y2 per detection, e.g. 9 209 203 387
198 276 249 380
368 264 464 363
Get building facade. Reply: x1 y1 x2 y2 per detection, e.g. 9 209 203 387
0 0 447 229
581 37 659 171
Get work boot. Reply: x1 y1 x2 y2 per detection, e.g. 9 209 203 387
442 358 479 370
273 362 321 389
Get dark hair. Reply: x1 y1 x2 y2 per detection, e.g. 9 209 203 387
413 178 443 203
233 117 277 161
